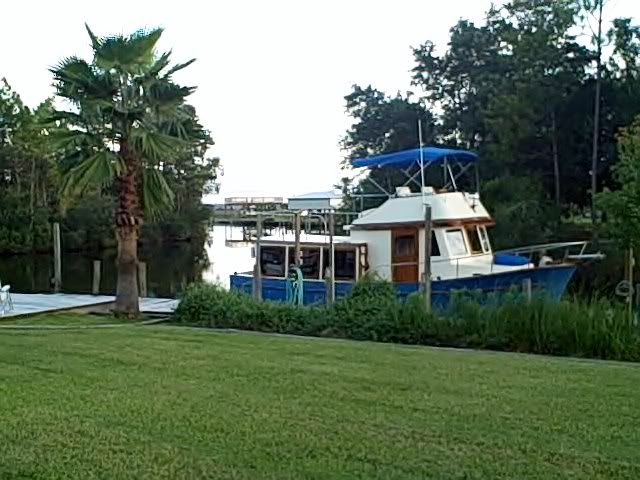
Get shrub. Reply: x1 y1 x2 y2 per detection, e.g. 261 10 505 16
174 279 640 362
175 283 331 335
332 275 399 341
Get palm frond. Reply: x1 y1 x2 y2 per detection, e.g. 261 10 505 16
47 109 85 126
142 167 175 220
85 23 102 50
146 51 172 77
50 57 116 101
164 58 196 78
148 80 195 106
90 26 163 72
49 128 103 150
131 126 187 162
60 150 124 199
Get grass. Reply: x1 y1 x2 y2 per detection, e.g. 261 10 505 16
1 316 640 479
0 313 131 326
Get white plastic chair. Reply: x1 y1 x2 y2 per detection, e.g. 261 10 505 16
0 281 13 315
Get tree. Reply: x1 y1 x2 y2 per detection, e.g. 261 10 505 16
582 0 608 222
412 19 503 150
0 80 58 253
488 0 586 205
596 117 640 250
340 85 436 210
411 0 589 204
51 25 206 316
596 116 640 306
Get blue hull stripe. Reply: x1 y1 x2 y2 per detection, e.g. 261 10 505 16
230 265 576 307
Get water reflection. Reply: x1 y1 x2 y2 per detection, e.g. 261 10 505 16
0 226 255 297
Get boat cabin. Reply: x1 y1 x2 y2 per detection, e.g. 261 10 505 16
347 187 523 282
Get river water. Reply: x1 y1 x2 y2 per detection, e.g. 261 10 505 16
0 226 255 297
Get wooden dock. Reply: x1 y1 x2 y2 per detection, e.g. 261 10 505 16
1 293 179 318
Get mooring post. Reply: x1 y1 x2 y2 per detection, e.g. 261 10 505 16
253 213 263 301
423 205 432 313
138 262 148 298
53 222 62 292
324 267 332 305
92 260 101 295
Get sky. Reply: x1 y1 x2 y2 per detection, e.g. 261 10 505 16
1 0 637 202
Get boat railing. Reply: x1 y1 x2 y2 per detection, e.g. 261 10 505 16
496 241 605 263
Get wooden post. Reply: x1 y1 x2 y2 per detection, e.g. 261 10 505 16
253 214 263 301
294 212 301 266
523 278 532 303
53 222 62 292
423 205 432 313
328 211 335 304
138 262 147 298
92 260 102 295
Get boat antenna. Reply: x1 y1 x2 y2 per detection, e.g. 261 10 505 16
418 119 426 205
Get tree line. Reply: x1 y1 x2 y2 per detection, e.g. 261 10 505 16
340 0 640 248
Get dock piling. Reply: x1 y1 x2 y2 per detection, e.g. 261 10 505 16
138 262 148 297
92 260 101 295
52 222 62 293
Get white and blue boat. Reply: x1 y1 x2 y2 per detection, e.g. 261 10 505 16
230 147 599 306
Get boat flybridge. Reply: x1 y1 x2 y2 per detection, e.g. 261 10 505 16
230 146 599 306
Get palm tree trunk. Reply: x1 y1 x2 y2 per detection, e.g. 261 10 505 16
114 143 141 316
115 225 139 315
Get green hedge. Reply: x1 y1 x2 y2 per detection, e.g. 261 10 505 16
174 278 640 362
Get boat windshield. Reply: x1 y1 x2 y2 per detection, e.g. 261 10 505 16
465 225 483 255
446 229 468 256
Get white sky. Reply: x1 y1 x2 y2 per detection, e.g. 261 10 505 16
1 0 637 202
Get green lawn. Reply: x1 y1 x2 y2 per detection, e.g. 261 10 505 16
1 317 639 479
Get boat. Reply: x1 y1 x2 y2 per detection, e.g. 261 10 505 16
230 146 599 307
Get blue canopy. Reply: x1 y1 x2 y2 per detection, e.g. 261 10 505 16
351 146 478 169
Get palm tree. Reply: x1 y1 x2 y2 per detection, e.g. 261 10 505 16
51 25 203 316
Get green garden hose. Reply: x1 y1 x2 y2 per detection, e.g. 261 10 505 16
286 266 304 306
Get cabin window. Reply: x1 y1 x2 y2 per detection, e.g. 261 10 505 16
465 225 483 255
288 247 321 279
446 229 467 256
322 248 356 281
431 231 441 257
479 226 491 253
260 246 286 277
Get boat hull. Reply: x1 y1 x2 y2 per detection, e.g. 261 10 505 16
229 264 576 307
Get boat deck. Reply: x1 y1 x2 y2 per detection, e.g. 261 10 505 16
1 293 179 318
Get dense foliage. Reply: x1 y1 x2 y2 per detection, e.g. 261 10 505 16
0 74 219 255
340 0 640 248
175 279 640 362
